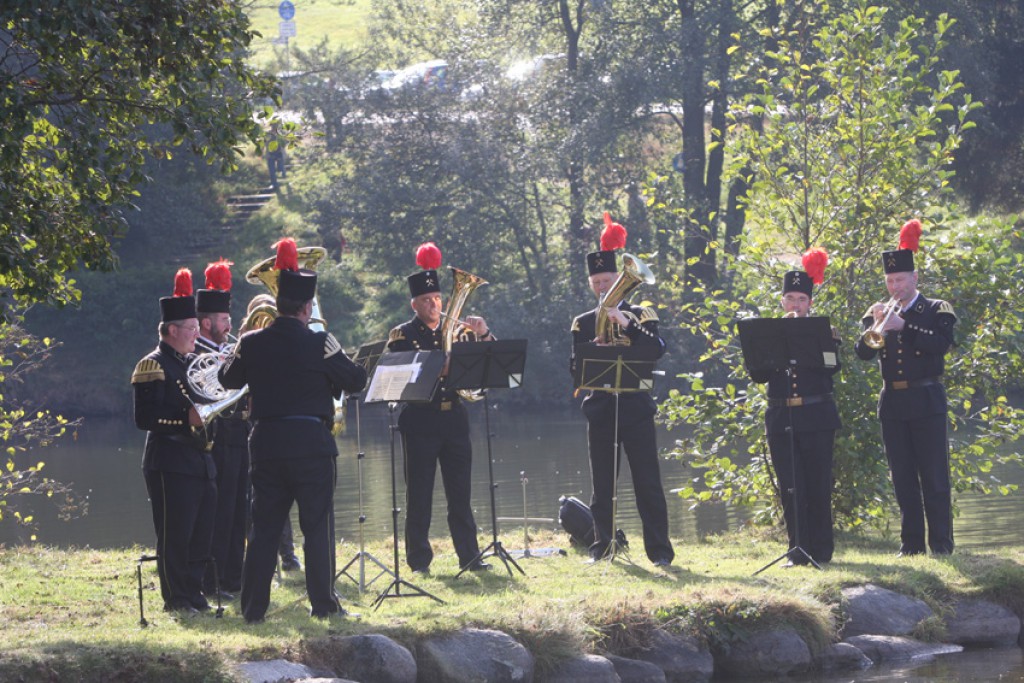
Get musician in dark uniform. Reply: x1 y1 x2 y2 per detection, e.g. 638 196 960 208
219 239 367 622
131 268 217 615
570 214 674 566
855 220 957 557
748 249 840 566
195 259 249 598
386 242 493 574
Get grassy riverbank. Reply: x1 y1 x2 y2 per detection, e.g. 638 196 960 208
1 528 1022 682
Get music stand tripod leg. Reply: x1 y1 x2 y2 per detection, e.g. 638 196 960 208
336 396 394 593
593 391 633 566
456 396 525 578
372 403 445 610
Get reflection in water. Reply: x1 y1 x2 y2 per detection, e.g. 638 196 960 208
2 407 1023 556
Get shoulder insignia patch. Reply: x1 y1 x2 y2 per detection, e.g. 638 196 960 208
621 310 641 326
324 333 342 359
861 305 876 323
388 327 405 343
937 300 957 319
131 358 164 384
571 317 582 333
637 306 659 324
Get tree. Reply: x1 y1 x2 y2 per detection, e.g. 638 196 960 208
0 0 278 312
660 3 1022 532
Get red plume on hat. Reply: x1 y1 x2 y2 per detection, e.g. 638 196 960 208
173 268 193 297
273 238 299 271
600 212 627 251
801 247 829 285
204 258 233 291
899 219 922 253
415 242 442 270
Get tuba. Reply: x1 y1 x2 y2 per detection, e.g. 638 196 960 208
441 266 489 401
861 296 902 349
595 252 656 345
245 245 347 430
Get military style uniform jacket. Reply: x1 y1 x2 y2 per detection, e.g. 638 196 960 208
854 293 956 420
570 301 666 425
219 316 367 462
386 316 480 435
749 340 842 435
132 341 216 479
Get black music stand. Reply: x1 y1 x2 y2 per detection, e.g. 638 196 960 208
364 350 446 609
337 340 393 594
448 339 529 578
737 316 836 575
573 344 658 565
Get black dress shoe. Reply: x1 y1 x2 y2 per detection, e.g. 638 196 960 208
281 556 302 571
652 557 672 568
464 560 492 572
896 549 925 558
244 616 265 625
213 590 236 602
411 566 431 576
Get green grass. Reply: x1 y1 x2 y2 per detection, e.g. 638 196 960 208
246 0 374 68
1 529 1021 681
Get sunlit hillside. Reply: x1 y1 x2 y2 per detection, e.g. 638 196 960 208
245 0 373 66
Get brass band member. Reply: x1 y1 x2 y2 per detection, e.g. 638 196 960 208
220 239 367 622
196 259 248 599
749 249 841 566
854 220 957 557
131 268 216 615
570 214 674 567
386 242 494 574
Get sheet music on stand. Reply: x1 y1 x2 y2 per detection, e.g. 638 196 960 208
364 350 445 404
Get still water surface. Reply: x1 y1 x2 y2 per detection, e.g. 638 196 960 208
3 405 1022 551
3 407 1023 682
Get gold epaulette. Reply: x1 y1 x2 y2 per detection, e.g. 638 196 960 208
131 358 164 384
324 332 342 359
388 327 405 343
861 305 876 323
937 300 957 319
570 317 582 333
637 306 659 324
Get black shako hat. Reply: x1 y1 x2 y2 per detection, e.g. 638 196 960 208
274 238 318 301
882 219 921 274
160 268 197 322
587 212 625 276
782 271 813 297
407 242 443 297
195 258 233 314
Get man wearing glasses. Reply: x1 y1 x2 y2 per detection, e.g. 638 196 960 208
131 268 218 616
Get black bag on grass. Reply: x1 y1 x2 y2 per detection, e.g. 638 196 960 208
558 495 595 547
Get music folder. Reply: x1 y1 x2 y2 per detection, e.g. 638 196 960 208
352 340 387 377
448 339 528 391
736 316 837 376
363 350 446 404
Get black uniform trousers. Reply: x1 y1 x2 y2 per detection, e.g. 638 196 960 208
241 455 338 621
587 414 673 563
881 412 953 554
144 469 217 611
204 427 249 593
400 407 480 570
767 429 835 563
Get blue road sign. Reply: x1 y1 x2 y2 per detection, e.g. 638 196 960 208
278 0 295 21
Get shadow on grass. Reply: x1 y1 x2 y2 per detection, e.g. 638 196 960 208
0 643 235 683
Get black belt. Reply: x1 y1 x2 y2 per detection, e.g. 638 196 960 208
255 415 328 425
768 393 833 408
163 432 212 452
885 377 941 390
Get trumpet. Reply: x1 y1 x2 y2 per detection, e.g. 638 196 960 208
861 296 902 349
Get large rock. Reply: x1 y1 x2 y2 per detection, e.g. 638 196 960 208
816 642 873 672
540 654 618 682
417 628 535 683
841 584 933 637
715 628 811 678
945 599 1021 647
605 655 667 683
843 635 962 663
307 634 416 683
236 659 322 683
632 629 713 683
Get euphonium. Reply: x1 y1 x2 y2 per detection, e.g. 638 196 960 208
861 296 902 349
595 252 656 345
441 266 489 402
